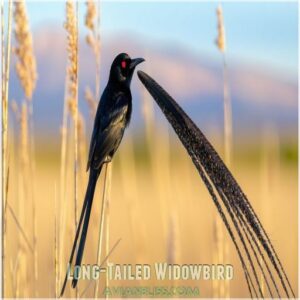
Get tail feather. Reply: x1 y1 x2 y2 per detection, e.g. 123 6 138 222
60 168 100 296
72 168 100 288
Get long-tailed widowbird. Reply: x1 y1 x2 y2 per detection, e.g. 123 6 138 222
60 53 144 296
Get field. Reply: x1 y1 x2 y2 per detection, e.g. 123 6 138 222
5 131 298 297
2 0 298 298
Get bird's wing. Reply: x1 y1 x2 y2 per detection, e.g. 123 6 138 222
87 94 128 171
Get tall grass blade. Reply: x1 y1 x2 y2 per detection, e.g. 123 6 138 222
2 1 12 295
94 163 111 298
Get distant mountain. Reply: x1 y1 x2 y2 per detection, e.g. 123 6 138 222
9 27 297 142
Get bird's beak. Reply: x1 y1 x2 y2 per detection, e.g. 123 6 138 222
130 58 145 69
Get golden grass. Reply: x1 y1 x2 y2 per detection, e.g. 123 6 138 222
2 0 12 295
3 2 298 298
105 163 112 298
84 0 100 122
216 4 226 53
58 74 69 292
13 1 37 101
5 136 298 298
63 1 80 297
94 163 112 298
13 0 38 295
215 5 232 297
54 183 59 298
65 0 79 230
84 0 101 100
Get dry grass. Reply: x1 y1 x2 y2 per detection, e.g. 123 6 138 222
216 4 226 53
5 134 298 298
2 0 12 295
215 5 231 297
84 0 101 102
54 183 59 298
94 163 112 298
13 1 37 101
65 0 79 230
62 1 80 297
3 2 298 299
105 163 112 298
13 0 38 295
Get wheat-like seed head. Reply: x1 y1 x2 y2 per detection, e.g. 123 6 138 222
84 0 101 105
13 0 37 100
64 0 78 115
85 0 96 31
216 4 226 53
85 0 98 56
67 97 76 119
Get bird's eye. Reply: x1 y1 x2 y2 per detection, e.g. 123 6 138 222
121 60 127 69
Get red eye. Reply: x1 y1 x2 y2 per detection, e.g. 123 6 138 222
121 60 126 69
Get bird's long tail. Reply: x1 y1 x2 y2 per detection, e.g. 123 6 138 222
72 167 100 288
60 167 101 296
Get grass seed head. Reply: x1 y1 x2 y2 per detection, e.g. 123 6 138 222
84 0 99 56
216 4 226 53
13 0 37 100
85 0 96 31
64 0 78 104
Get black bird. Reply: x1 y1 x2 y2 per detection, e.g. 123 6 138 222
60 53 144 295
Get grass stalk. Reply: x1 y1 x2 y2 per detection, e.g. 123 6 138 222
95 0 101 100
7 203 33 253
1 0 5 98
13 0 38 294
215 5 231 297
84 0 100 117
2 1 12 296
77 112 87 190
58 74 69 290
94 163 111 298
105 163 112 299
19 102 30 297
64 1 79 295
118 135 145 264
27 101 38 296
75 4 79 297
54 183 59 298
222 54 232 166
166 211 180 266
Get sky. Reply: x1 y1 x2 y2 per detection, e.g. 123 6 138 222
24 1 298 79
3 0 297 139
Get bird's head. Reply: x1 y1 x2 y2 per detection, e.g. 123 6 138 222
109 53 145 87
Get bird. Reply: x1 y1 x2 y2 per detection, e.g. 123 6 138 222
60 53 144 296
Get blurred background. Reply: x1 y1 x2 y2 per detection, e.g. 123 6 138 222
3 1 297 298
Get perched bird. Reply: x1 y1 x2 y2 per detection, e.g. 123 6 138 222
60 53 144 295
